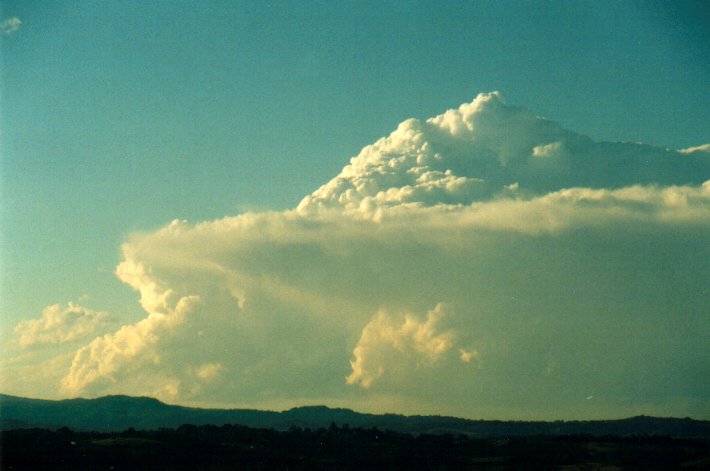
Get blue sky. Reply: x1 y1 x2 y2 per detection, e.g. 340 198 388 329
1 1 709 418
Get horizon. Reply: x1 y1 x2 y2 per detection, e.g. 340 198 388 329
1 1 709 421
3 392 708 422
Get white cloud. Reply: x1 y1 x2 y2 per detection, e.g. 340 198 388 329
346 304 456 388
7 93 709 419
459 348 479 363
50 179 710 416
13 302 112 348
194 363 224 380
679 143 710 154
60 294 199 398
1 17 21 35
532 141 564 158
297 92 709 215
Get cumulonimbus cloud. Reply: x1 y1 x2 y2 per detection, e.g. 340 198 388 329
26 93 710 419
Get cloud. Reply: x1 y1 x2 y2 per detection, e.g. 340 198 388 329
458 348 479 363
532 141 565 159
0 351 75 399
9 93 709 419
680 144 710 154
13 302 112 348
53 179 710 417
193 362 224 380
297 92 709 215
60 295 199 398
1 17 21 35
346 304 456 388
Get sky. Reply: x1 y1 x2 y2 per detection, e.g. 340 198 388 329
1 1 709 420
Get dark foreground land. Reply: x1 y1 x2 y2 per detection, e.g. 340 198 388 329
3 423 710 470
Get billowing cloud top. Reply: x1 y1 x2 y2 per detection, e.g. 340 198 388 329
298 92 708 216
8 93 710 420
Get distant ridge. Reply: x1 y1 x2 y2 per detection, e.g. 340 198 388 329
2 394 709 437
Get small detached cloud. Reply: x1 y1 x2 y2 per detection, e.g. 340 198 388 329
1 17 21 35
458 348 479 363
532 141 565 158
13 302 112 349
193 362 224 380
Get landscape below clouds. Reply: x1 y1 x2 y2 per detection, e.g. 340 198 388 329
4 93 710 420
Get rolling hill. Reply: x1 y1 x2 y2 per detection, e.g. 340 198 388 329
2 394 708 437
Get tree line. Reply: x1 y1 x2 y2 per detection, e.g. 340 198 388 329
2 422 708 470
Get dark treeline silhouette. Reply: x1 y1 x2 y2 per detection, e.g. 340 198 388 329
3 422 709 470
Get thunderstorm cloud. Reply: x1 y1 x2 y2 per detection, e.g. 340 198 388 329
9 93 710 419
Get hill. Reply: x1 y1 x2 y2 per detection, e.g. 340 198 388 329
1 393 709 437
